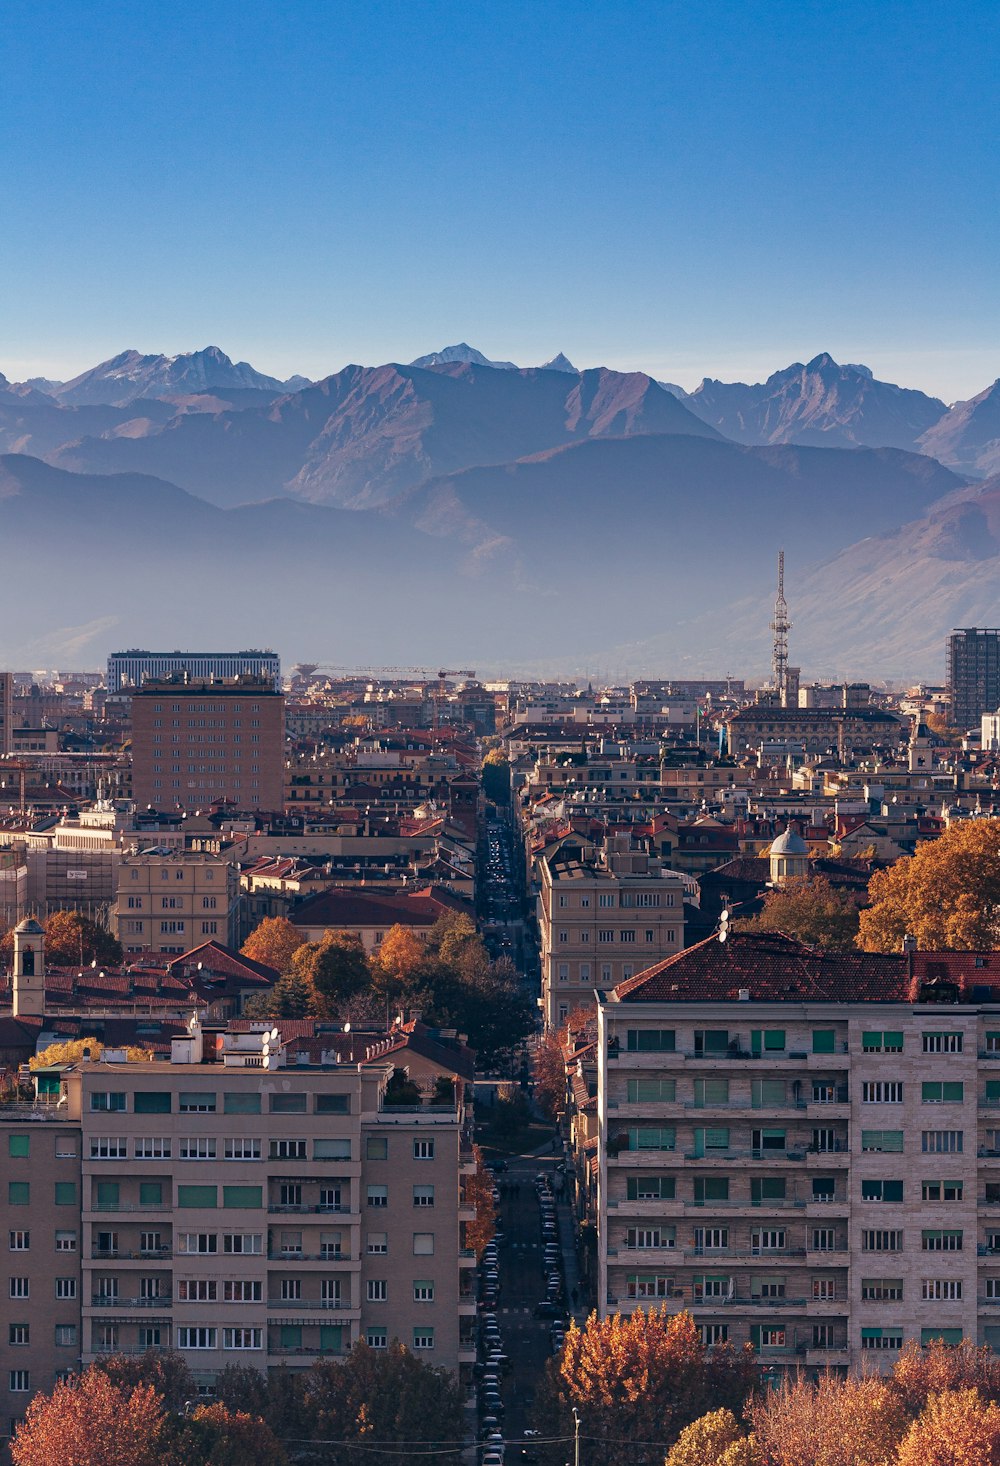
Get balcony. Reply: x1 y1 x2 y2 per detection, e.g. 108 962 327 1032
267 1251 356 1264
804 1346 850 1366
267 1203 353 1215
266 1298 349 1310
90 1203 173 1214
91 1248 172 1261
91 1295 171 1308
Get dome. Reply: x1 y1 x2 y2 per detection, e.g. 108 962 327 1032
13 917 44 935
769 825 808 857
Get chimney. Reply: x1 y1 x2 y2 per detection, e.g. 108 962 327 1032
901 934 917 953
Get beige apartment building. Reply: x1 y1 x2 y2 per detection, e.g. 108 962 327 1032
0 1017 475 1440
130 675 285 813
591 932 1000 1376
114 850 241 954
537 834 688 1029
0 673 12 756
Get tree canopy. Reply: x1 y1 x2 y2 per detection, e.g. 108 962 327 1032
43 910 122 966
858 819 1000 951
735 873 861 951
11 1369 164 1466
240 917 305 973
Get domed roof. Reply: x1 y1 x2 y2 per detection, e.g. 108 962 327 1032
14 917 44 935
770 825 808 857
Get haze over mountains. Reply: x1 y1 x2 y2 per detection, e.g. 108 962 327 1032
2 342 1000 677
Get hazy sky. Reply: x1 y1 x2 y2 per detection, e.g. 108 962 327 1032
2 0 997 400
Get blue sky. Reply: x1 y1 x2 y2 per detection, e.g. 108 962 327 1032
1 0 997 399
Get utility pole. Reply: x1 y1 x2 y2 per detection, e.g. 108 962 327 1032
573 1406 581 1466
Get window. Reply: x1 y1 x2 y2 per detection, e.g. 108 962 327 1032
177 1233 218 1254
618 930 636 943
694 1228 728 1251
922 1179 963 1201
627 1274 673 1299
694 1177 730 1204
862 1328 904 1351
751 1030 786 1054
626 1227 674 1249
55 1231 77 1252
139 1182 162 1205
862 1278 903 1301
693 1078 729 1106
922 1230 963 1251
134 1091 171 1114
812 1029 836 1054
280 1278 301 1302
627 1176 675 1201
750 1325 787 1349
368 1280 387 1302
922 1131 963 1153
9 1278 28 1299
54 1325 77 1346
863 1082 903 1103
7 1183 28 1206
223 1091 261 1115
813 1324 837 1349
139 1232 162 1254
177 1328 217 1349
751 1079 786 1108
751 1177 786 1204
223 1233 261 1254
625 1126 676 1151
9 1372 30 1393
225 1138 261 1160
91 1091 126 1112
812 1128 838 1152
812 1228 837 1251
863 1230 903 1251
413 1139 435 1160
987 1279 1000 1299
366 1137 388 1160
413 1233 434 1255
812 1177 836 1202
861 1179 904 1203
271 1093 307 1113
923 1031 963 1053
223 1328 262 1350
179 1092 216 1113
180 1137 217 1160
413 1185 435 1207
178 1279 218 1301
7 1136 29 1158
279 1184 302 1208
923 1279 962 1300
693 1030 729 1055
413 1280 434 1302
813 1278 837 1301
95 1180 119 1208
922 1081 964 1103
627 1078 676 1103
862 1130 904 1153
223 1186 262 1208
413 1328 434 1350
922 1328 964 1346
8 1324 28 1346
751 1275 786 1300
701 1324 729 1346
135 1138 171 1158
626 1029 675 1052
277 1230 302 1256
8 1233 28 1251
178 1185 217 1208
752 1128 786 1154
224 1280 262 1302
270 1139 307 1159
367 1329 387 1349
55 1136 77 1158
862 1031 904 1053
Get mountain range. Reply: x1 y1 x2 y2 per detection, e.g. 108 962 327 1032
3 343 1000 677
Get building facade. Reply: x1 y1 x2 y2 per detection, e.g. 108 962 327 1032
114 851 241 954
951 629 1000 732
130 675 285 813
590 933 1000 1375
0 1020 475 1440
0 673 12 756
108 651 281 695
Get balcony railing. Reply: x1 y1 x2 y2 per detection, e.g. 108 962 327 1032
91 1203 171 1213
91 1296 171 1308
267 1298 347 1309
267 1251 351 1262
267 1203 352 1214
92 1248 172 1260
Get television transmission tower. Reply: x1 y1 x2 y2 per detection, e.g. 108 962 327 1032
770 549 792 700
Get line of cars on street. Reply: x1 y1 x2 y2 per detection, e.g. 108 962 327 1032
476 1217 508 1465
532 1172 567 1355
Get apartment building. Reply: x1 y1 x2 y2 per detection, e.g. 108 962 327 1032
114 850 241 954
537 834 688 1029
0 673 12 756
591 931 1000 1375
108 650 281 695
130 675 285 813
0 1018 475 1437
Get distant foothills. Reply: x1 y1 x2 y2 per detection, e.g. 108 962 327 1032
2 342 1000 680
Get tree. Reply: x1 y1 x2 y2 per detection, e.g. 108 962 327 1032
665 1408 758 1466
303 1343 465 1463
11 1369 163 1466
30 1037 153 1069
158 1403 287 1466
735 874 861 951
857 820 1000 952
307 932 371 1015
95 1348 195 1411
533 1308 758 1466
244 968 316 1018
482 748 511 804
465 1144 497 1257
891 1338 1000 1415
748 1373 907 1466
44 910 122 966
895 1389 1000 1466
241 917 304 973
372 924 425 1003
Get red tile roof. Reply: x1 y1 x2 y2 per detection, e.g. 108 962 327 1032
292 884 471 931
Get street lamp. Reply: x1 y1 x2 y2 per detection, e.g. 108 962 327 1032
572 1406 581 1466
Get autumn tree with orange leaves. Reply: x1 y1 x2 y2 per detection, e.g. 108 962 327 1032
895 1388 1000 1466
533 1308 758 1465
891 1338 1000 1415
241 917 305 974
857 819 1000 952
749 1373 908 1466
465 1143 497 1257
11 1369 163 1466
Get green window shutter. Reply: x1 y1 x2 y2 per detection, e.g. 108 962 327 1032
884 1031 903 1051
8 1182 29 1205
319 1325 343 1351
752 1177 786 1202
986 1081 1000 1101
178 1185 217 1208
694 1078 729 1106
862 1130 904 1152
752 1079 786 1106
922 1328 962 1345
704 1127 730 1149
139 1182 162 1205
223 1091 261 1114
271 1093 307 1113
943 1082 964 1102
316 1094 349 1114
95 1181 119 1206
134 1091 171 1114
280 1324 301 1349
223 1185 262 1209
54 1182 76 1206
861 1327 883 1340
812 1030 835 1054
764 1030 786 1051
751 1030 762 1056
862 1032 881 1051
8 1135 29 1158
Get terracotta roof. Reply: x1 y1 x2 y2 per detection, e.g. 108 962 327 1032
611 930 909 1004
291 884 471 931
167 941 278 988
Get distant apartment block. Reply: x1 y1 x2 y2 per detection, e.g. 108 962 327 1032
108 650 281 694
949 629 1000 732
130 675 284 812
114 851 241 955
0 672 12 756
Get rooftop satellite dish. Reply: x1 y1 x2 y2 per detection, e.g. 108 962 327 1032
270 1028 279 1042
718 928 728 944
343 1021 351 1033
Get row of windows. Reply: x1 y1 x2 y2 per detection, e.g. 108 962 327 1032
366 1279 436 1302
618 1174 985 1204
7 1324 77 1346
628 1275 973 1305
556 891 674 908
557 929 677 945
861 1082 968 1103
617 1027 1000 1055
88 1136 360 1161
615 1077 847 1105
89 1090 351 1115
7 1183 76 1207
125 896 219 909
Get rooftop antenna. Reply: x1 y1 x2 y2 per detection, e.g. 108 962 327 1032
770 549 792 703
